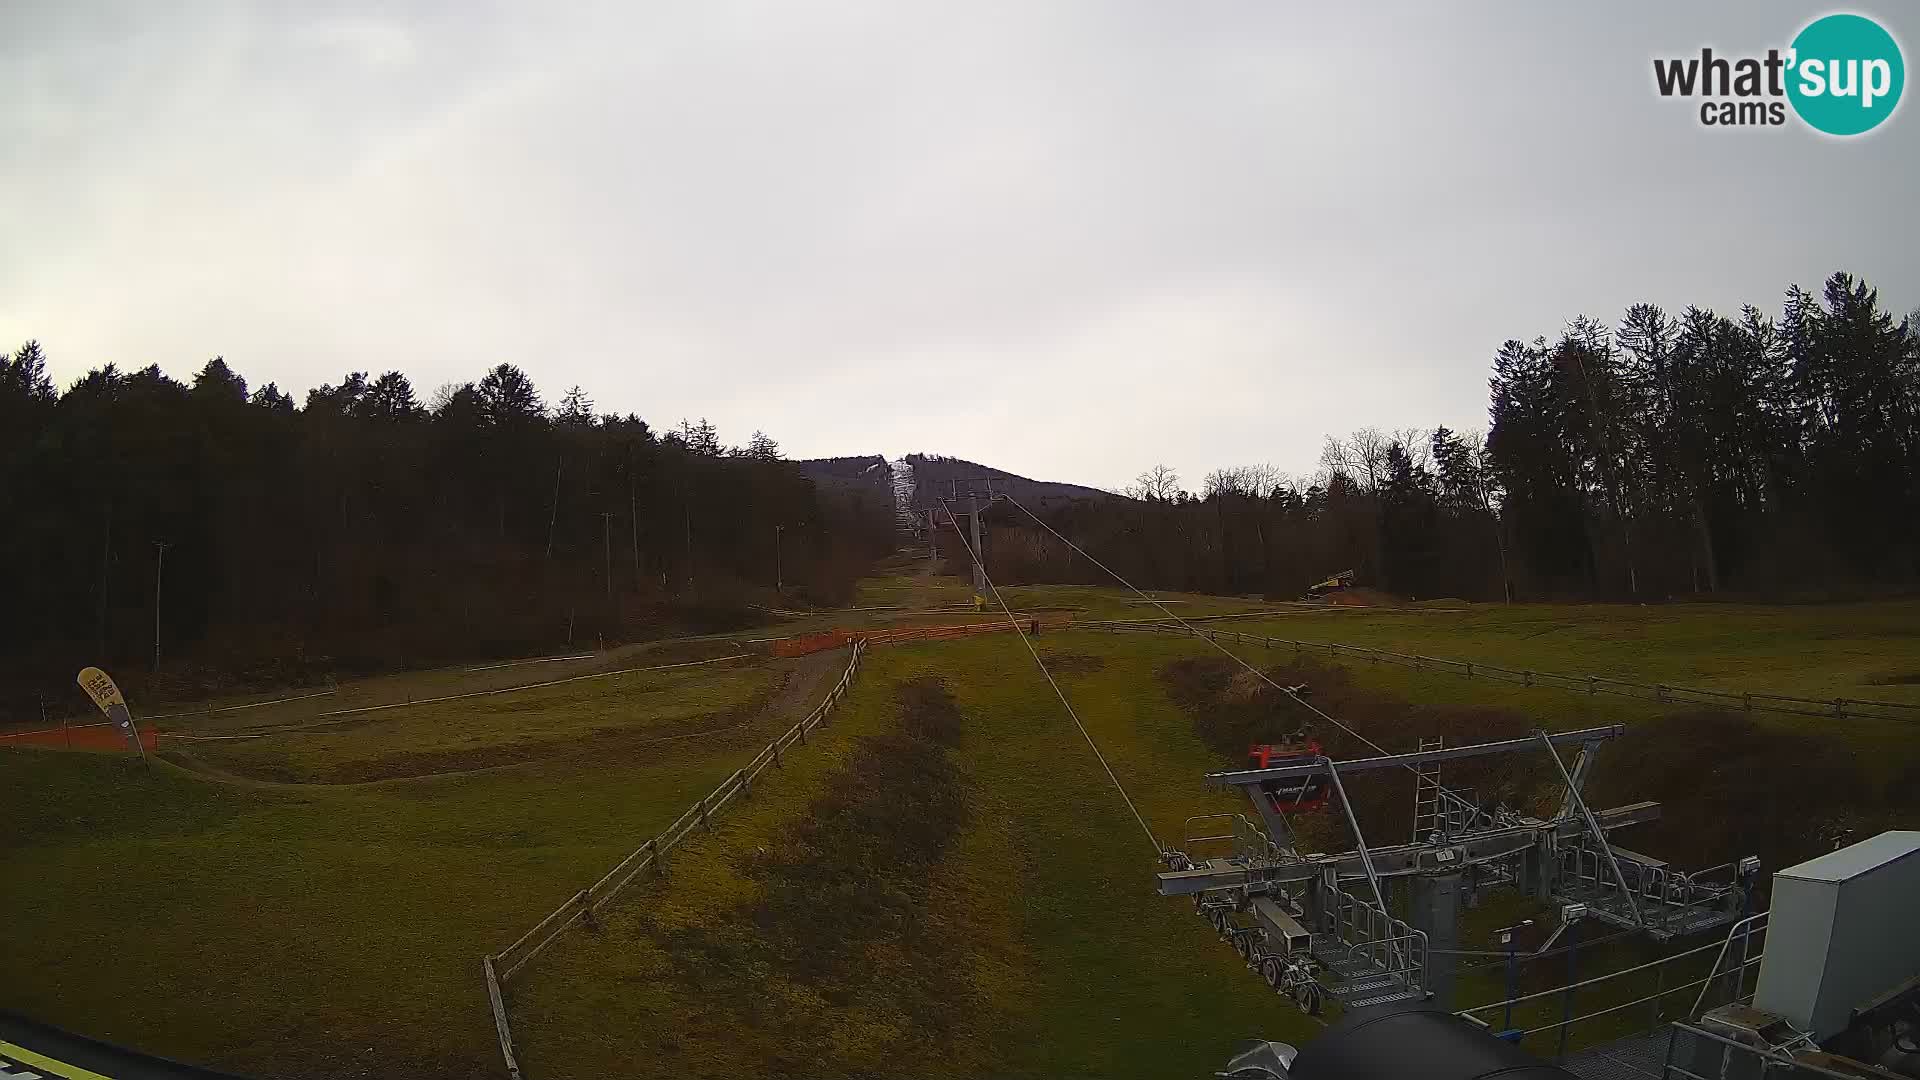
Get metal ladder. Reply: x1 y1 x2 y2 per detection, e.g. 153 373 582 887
1412 736 1444 842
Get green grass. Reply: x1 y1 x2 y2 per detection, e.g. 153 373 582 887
124 638 752 735
847 571 1280 623
0 654 838 1078
179 661 778 784
1210 600 1920 792
510 632 1324 1080
6 574 1918 1078
502 602 1920 1078
1229 600 1920 707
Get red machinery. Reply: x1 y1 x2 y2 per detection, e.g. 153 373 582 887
1248 740 1330 813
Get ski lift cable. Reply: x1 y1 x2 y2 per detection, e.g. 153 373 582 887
1002 493 1411 771
938 497 1161 856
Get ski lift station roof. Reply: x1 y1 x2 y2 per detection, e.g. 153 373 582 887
1775 830 1920 884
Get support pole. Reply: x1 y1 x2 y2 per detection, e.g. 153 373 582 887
545 456 562 560
1503 942 1519 1030
602 512 614 602
1322 758 1387 910
1411 870 1462 1007
1557 922 1581 1061
969 498 986 595
1537 731 1643 928
152 540 169 673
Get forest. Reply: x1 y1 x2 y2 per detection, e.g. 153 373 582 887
0 354 893 714
976 272 1920 602
6 270 1914 715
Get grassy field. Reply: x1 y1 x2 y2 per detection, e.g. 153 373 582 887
0 649 842 1079
510 632 1316 1080
850 571 1281 620
503 594 1920 1078
4 572 1917 1079
1214 600 1920 798
175 658 777 785
1226 600 1920 708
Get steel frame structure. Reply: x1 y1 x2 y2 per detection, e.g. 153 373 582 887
1159 726 1760 1015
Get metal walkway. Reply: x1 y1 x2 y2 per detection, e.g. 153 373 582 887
1312 931 1428 1009
1561 1027 1675 1080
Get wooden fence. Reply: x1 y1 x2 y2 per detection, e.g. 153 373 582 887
482 639 867 1079
1087 621 1920 724
770 616 1072 656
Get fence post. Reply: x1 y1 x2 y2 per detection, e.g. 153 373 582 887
740 767 752 800
1588 676 1596 696
1524 671 1534 688
1557 924 1580 1061
699 793 711 831
1833 698 1845 719
484 955 523 1080
1743 692 1752 712
1265 636 1272 650
1464 662 1472 679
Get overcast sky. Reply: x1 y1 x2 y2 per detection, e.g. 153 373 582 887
3 3 1914 490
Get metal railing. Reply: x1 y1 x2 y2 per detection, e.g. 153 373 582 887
1181 813 1239 851
482 640 868 1080
1689 912 1768 1018
1558 846 1745 928
1084 621 1920 724
1458 913 1768 1056
1661 1021 1853 1080
1328 887 1428 993
1176 812 1290 866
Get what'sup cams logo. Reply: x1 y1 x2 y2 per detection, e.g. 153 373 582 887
1654 12 1904 135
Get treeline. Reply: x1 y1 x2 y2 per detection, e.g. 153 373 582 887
0 352 892 714
975 272 1919 601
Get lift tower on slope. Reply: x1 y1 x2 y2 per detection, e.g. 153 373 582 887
1159 727 1761 1014
946 477 997 596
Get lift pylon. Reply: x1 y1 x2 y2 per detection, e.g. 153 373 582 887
1161 725 1759 1017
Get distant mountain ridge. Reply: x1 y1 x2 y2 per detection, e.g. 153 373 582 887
794 453 1114 513
898 453 1113 511
794 455 893 503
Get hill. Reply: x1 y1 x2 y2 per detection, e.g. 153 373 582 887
794 454 895 523
794 454 890 483
902 452 1114 512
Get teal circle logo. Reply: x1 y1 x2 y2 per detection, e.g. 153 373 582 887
1787 14 1904 135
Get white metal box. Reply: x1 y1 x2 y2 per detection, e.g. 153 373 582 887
1753 831 1920 1041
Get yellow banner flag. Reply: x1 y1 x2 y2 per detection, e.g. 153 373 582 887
76 666 127 715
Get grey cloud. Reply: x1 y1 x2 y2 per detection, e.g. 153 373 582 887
3 1 1913 488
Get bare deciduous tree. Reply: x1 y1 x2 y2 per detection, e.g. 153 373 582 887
1127 463 1182 501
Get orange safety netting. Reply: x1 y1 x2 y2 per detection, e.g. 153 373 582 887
0 722 158 752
